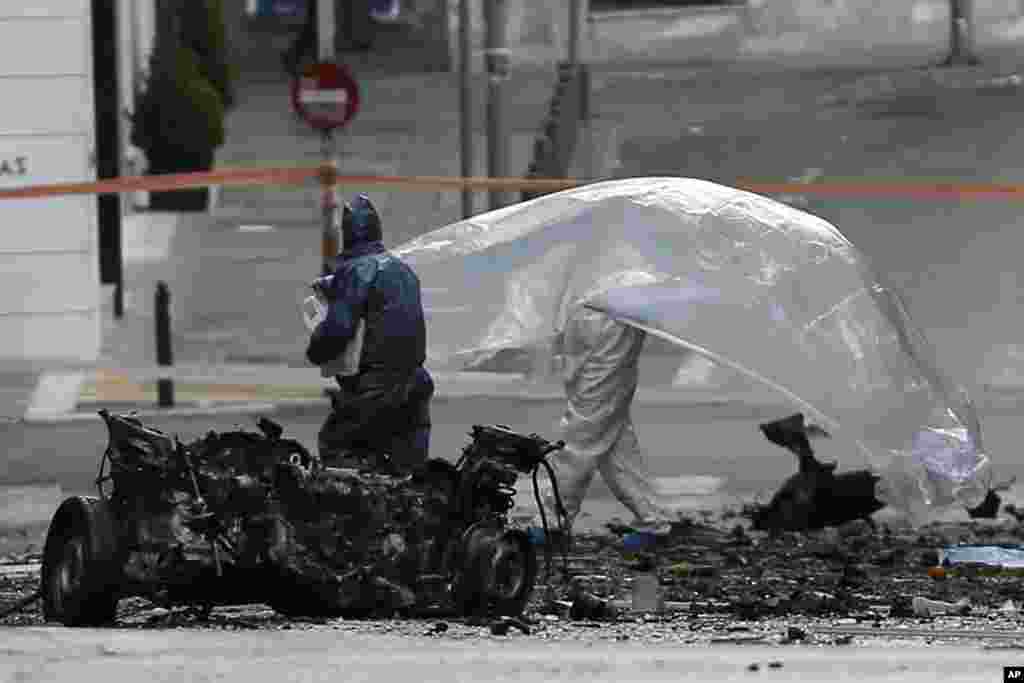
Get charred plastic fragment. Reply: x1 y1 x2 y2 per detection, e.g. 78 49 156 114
967 490 1002 519
966 477 1015 519
749 414 885 533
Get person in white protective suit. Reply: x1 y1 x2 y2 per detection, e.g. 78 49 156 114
543 305 683 533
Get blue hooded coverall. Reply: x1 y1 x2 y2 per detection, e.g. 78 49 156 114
306 195 434 467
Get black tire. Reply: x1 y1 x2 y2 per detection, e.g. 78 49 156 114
455 527 537 618
41 497 121 626
484 530 537 617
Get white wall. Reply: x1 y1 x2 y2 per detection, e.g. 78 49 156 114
0 1 100 362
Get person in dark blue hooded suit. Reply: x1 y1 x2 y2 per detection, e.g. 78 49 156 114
306 194 434 469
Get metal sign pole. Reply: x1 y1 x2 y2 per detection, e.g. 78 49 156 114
459 0 474 219
318 0 336 60
321 128 339 276
569 0 581 65
292 61 358 277
570 0 590 123
485 0 510 211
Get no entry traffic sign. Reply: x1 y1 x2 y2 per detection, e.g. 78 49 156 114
291 61 360 132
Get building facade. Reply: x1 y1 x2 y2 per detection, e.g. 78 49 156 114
0 0 159 363
0 2 101 363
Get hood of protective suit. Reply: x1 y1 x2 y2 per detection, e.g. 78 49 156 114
342 194 383 252
390 177 991 520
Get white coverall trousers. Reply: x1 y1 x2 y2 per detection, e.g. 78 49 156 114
546 308 678 529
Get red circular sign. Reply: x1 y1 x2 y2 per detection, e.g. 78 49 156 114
291 61 360 131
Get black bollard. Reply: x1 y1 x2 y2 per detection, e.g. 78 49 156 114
578 64 591 123
155 281 174 408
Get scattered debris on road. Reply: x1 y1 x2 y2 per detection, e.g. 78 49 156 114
912 596 971 617
748 414 885 533
7 411 1024 646
7 507 1024 646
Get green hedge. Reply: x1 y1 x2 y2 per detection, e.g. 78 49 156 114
131 45 226 167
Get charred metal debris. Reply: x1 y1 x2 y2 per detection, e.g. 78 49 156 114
746 413 1011 532
34 411 572 627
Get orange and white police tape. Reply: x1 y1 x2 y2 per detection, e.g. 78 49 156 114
1 165 1024 201
0 166 581 200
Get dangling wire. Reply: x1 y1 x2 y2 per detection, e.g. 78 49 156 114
531 455 571 584
531 466 553 583
95 446 113 500
542 458 572 576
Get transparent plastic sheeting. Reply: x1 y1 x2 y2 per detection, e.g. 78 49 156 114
392 177 991 518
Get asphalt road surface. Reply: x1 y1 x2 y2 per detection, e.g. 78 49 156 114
0 627 1013 682
7 395 1024 527
3 399 790 512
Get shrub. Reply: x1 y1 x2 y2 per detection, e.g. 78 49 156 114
180 0 237 109
131 44 226 170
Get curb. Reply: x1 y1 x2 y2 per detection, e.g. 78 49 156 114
69 366 787 403
30 382 1024 424
23 401 282 425
23 365 792 424
27 372 1024 424
23 391 790 425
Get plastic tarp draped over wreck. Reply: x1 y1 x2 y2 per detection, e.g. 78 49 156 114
393 177 991 517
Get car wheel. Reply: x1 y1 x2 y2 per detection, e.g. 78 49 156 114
484 530 537 617
455 527 537 618
41 496 121 626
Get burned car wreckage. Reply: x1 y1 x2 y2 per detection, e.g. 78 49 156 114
38 177 998 625
41 410 568 626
